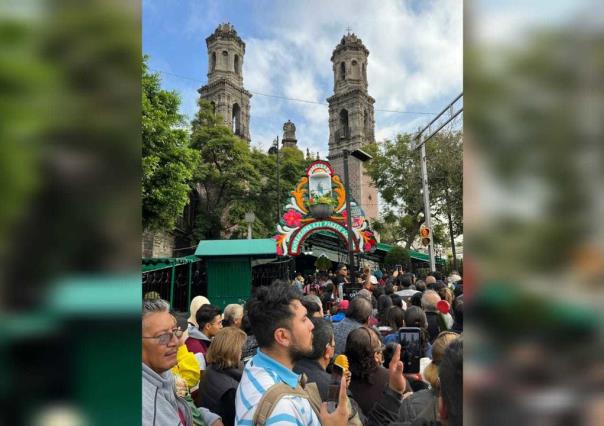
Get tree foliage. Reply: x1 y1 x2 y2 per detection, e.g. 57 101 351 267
189 99 258 239
142 57 198 231
365 131 462 252
384 245 410 267
185 99 313 241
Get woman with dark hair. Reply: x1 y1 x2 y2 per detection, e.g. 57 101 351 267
404 305 432 359
345 326 411 415
377 293 393 325
389 293 404 310
451 294 463 334
383 306 406 344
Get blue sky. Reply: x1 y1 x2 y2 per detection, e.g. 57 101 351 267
143 0 463 157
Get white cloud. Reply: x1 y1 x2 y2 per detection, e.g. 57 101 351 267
472 0 588 46
237 0 462 155
145 0 462 161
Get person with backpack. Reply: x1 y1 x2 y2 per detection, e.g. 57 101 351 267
234 280 351 425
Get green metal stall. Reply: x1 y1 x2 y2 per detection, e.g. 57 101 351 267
195 239 277 309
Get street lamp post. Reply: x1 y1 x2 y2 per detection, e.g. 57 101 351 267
244 212 255 240
268 136 281 223
342 148 373 289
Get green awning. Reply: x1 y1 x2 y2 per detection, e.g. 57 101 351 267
49 275 141 315
195 239 277 257
142 255 198 273
375 242 446 265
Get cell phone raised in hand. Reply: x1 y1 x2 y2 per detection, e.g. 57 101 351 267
397 327 422 374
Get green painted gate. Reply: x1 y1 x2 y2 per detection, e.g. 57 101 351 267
195 239 278 310
206 257 251 308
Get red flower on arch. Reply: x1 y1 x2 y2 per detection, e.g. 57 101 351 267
283 209 302 228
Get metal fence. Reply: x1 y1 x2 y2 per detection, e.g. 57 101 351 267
252 258 295 288
142 259 207 312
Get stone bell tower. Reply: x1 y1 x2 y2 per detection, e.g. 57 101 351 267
199 23 252 142
327 32 378 221
281 120 298 149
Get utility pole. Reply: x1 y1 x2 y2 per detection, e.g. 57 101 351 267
413 93 463 272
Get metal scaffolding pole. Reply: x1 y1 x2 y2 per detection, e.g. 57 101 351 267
420 138 436 271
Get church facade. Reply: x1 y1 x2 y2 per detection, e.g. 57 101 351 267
199 24 380 221
326 32 378 222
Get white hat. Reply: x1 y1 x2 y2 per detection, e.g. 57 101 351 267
369 275 378 285
448 274 462 283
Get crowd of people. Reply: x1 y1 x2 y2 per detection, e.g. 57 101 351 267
142 264 463 426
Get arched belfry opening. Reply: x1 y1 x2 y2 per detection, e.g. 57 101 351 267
327 32 378 221
234 54 240 75
232 103 241 135
339 109 349 140
201 23 251 142
210 101 216 114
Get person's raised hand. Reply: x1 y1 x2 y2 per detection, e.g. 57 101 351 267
319 374 349 426
388 344 406 394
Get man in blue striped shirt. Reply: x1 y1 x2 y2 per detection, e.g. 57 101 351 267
235 281 348 426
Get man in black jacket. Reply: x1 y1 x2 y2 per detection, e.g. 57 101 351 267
293 317 335 401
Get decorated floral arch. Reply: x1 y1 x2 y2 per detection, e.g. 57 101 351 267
274 160 377 256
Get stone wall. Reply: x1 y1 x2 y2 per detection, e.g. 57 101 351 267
142 230 174 258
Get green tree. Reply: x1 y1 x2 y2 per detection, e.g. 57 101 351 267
189 99 260 240
241 144 312 239
365 131 463 258
384 245 410 268
142 57 198 231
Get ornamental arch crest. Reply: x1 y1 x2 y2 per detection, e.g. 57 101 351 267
274 160 377 256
